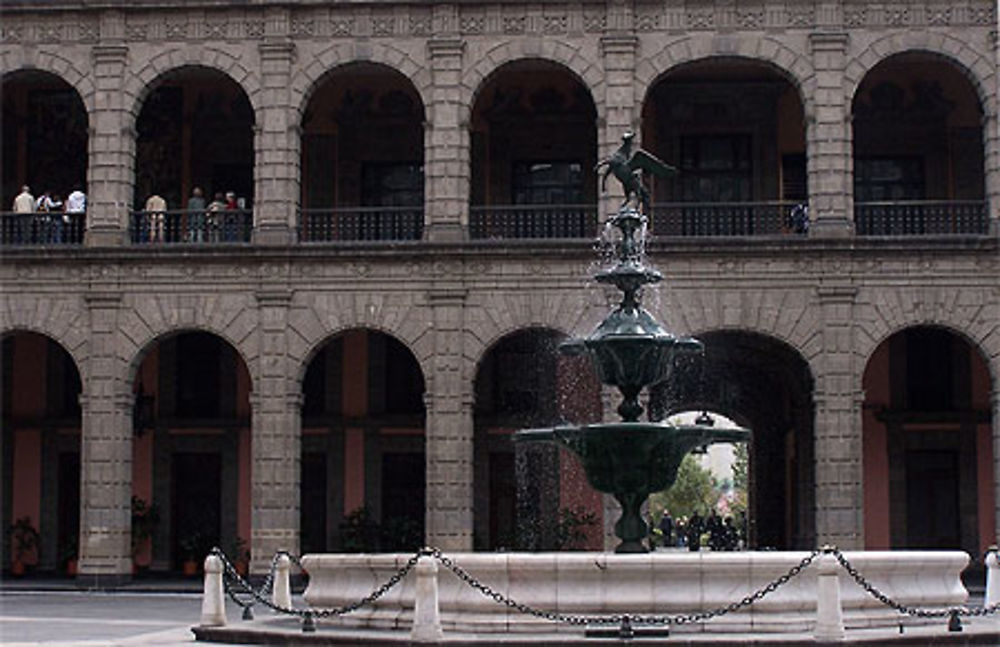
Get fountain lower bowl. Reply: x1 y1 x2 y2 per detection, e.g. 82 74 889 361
300 550 969 634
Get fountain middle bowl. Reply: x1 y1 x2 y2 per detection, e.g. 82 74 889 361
515 421 748 497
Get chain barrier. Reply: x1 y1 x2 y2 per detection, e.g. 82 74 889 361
429 547 822 627
830 547 1000 620
205 544 998 634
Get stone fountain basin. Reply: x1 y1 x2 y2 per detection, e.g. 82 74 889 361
301 550 968 634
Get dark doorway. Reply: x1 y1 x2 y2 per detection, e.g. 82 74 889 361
380 452 424 551
300 452 327 554
171 452 221 568
905 449 960 548
57 452 80 566
489 452 516 549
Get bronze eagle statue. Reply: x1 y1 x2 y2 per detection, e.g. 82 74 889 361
595 131 677 213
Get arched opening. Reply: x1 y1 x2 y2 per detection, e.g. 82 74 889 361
641 58 807 236
469 60 599 239
851 52 986 234
299 329 426 552
132 66 255 244
1 331 82 576
299 63 425 242
472 328 602 551
130 331 252 573
862 326 994 556
1 71 88 245
650 330 815 549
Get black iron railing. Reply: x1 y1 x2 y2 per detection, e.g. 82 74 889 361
0 212 86 245
854 200 988 235
128 209 253 244
649 201 807 237
298 207 423 242
469 204 599 239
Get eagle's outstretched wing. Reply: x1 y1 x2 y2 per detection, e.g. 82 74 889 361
628 148 677 177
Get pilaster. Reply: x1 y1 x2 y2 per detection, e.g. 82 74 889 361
85 36 131 247
806 32 853 238
424 38 468 242
78 291 132 584
253 22 299 245
424 288 472 550
250 290 298 572
600 34 638 217
813 285 863 549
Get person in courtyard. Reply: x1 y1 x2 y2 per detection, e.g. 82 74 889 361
658 510 674 547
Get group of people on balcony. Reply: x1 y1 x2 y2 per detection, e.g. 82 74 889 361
9 184 86 244
138 187 246 244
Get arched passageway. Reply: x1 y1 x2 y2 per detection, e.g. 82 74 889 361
130 331 252 573
472 328 602 551
1 331 81 575
469 60 598 239
851 52 986 234
862 326 994 555
1 71 88 244
650 330 815 549
133 66 255 243
299 63 425 242
299 329 426 552
641 58 807 236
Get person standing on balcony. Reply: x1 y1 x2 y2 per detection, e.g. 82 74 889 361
65 185 86 245
35 190 62 243
11 185 34 244
145 193 167 243
207 192 225 242
222 191 238 242
186 187 206 243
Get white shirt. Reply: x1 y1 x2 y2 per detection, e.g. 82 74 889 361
13 191 34 213
66 190 86 213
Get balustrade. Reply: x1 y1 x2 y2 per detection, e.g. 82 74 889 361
0 212 85 245
128 209 253 244
298 207 423 242
649 201 806 237
469 204 598 240
854 201 987 235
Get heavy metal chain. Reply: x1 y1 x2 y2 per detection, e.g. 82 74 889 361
430 547 821 627
831 548 1000 619
211 546 419 619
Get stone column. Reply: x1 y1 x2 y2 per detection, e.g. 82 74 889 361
425 289 472 550
253 9 299 245
250 290 299 572
813 286 863 549
424 37 468 242
78 292 131 584
85 13 131 246
992 29 1000 236
807 32 853 237
600 34 637 218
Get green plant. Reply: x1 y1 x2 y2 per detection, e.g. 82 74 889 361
179 531 206 561
59 533 78 567
131 496 161 556
339 507 381 552
8 517 39 562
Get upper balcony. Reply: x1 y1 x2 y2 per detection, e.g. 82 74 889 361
1 51 993 249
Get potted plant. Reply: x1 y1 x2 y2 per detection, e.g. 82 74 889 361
179 531 204 576
7 517 39 576
130 496 160 572
59 533 79 576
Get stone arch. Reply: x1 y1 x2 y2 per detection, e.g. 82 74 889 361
287 294 432 393
461 40 605 126
854 296 999 390
0 48 96 114
123 47 263 123
634 35 815 121
465 291 598 380
844 33 996 115
117 295 259 390
0 296 89 380
290 42 431 123
659 286 823 379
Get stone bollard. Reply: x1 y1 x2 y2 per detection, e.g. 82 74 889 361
814 551 845 642
272 554 292 611
200 554 227 627
985 547 1000 608
410 553 443 642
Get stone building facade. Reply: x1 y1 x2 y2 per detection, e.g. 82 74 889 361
1 0 998 580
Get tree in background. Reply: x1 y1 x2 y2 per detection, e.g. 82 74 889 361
648 454 717 520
